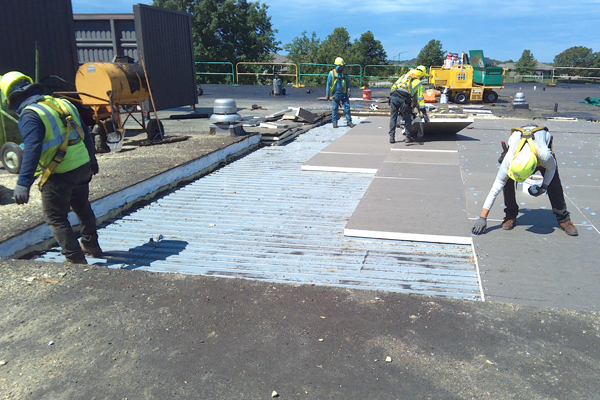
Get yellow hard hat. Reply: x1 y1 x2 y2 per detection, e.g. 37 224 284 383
416 65 430 77
334 57 345 66
507 149 537 182
0 71 40 109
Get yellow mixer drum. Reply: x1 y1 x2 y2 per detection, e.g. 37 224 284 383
75 61 149 106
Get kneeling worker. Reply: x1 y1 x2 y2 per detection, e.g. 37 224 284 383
472 124 577 236
1 71 103 263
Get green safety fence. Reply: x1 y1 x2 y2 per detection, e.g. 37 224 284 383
235 62 300 86
298 63 363 87
364 64 413 86
195 62 236 85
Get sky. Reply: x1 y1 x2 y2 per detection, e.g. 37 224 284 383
71 0 600 63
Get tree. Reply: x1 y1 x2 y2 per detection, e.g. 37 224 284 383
283 31 321 65
350 31 387 67
415 39 445 69
514 49 537 75
350 31 387 81
152 0 281 83
553 46 598 77
316 27 353 65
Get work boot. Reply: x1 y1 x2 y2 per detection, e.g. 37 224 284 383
94 134 110 154
65 257 88 265
81 242 104 258
347 122 356 128
501 217 516 230
333 122 338 128
559 220 578 236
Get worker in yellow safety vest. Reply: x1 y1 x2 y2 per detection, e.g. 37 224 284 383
389 65 430 144
325 57 355 129
1 71 103 264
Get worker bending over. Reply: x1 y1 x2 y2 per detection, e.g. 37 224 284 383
472 124 577 236
326 57 355 129
1 71 103 263
389 65 430 144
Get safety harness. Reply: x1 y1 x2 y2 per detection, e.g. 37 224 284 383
509 125 548 158
499 125 551 164
36 98 85 188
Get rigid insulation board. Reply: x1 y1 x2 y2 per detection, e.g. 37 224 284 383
345 150 472 244
0 0 78 92
73 14 137 64
302 117 390 172
134 4 197 110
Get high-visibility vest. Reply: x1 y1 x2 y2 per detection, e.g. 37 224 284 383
24 95 90 178
328 69 348 94
391 73 424 107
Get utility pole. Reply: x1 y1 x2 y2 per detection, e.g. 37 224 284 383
397 51 407 64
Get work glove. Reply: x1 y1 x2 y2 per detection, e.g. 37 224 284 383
347 90 351 98
14 184 30 205
472 217 487 235
91 161 99 175
528 185 546 197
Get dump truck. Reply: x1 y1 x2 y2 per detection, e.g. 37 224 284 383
429 50 506 104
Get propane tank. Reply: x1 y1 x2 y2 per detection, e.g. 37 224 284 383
272 73 284 96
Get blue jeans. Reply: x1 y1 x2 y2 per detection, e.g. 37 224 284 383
332 92 352 124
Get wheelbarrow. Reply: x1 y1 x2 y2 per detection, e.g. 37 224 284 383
0 84 23 174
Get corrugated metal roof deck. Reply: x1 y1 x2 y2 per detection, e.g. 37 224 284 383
39 125 482 300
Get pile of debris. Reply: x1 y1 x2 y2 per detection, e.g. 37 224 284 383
244 107 330 146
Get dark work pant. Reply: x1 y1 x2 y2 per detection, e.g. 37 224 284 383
389 95 412 140
503 165 570 223
41 163 99 261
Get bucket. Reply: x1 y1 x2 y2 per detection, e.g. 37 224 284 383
363 88 372 100
107 131 124 152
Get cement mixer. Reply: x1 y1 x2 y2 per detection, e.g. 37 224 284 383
55 59 163 152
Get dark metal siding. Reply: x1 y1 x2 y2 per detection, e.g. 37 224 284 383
134 4 197 110
73 14 137 64
0 0 78 92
